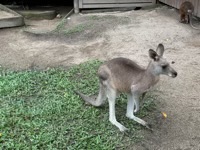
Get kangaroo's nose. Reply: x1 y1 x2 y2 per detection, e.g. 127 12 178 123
173 72 178 78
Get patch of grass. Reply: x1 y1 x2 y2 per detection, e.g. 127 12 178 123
0 60 157 149
52 19 67 33
53 21 89 35
54 15 129 36
63 24 89 35
52 16 90 35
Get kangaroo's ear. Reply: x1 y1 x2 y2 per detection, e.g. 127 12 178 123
156 43 165 57
149 49 159 61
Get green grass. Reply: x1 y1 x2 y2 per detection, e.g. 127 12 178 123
52 18 67 33
52 18 89 35
63 24 89 35
0 60 157 149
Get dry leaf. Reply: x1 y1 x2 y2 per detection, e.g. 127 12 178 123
161 112 167 119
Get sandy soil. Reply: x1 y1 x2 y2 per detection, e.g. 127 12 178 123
0 5 200 149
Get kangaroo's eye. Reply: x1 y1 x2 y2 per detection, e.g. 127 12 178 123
162 65 167 69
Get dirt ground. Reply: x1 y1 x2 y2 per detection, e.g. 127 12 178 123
0 5 200 149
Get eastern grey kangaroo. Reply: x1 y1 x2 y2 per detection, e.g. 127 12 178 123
75 43 177 132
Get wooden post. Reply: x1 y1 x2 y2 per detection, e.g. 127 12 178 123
74 0 79 13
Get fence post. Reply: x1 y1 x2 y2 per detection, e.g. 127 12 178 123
152 0 157 4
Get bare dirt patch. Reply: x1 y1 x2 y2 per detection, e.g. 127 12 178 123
0 5 200 149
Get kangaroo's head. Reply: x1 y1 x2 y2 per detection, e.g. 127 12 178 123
148 43 177 78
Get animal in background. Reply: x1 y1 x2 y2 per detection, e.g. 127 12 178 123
179 1 200 29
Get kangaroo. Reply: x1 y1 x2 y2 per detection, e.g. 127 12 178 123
179 1 200 30
75 43 177 132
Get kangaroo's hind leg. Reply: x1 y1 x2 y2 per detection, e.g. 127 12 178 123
106 85 128 132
